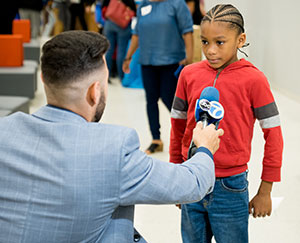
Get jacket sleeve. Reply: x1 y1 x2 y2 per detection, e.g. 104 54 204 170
251 74 284 182
119 128 215 206
169 68 188 163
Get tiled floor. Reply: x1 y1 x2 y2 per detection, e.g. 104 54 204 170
30 69 300 242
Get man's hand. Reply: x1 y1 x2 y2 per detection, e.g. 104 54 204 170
249 180 273 218
192 122 224 154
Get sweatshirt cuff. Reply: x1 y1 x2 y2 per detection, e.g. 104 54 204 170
261 166 281 182
196 147 213 160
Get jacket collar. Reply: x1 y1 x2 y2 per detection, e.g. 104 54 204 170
32 105 88 124
203 58 254 73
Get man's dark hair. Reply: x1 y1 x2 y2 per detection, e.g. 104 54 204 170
201 4 245 34
41 31 110 86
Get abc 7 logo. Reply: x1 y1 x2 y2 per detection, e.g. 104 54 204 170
208 101 224 119
199 99 211 111
198 99 224 119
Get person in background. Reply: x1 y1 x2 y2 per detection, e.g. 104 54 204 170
94 0 106 33
42 0 56 37
185 0 205 25
102 0 136 81
0 2 20 34
19 0 44 38
123 0 193 154
0 30 224 243
69 0 88 30
52 0 71 32
169 4 283 243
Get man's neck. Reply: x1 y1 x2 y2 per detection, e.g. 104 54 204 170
46 102 91 122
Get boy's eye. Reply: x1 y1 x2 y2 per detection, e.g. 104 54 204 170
201 40 208 45
217 41 224 45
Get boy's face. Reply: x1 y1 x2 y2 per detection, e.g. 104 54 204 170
200 21 246 71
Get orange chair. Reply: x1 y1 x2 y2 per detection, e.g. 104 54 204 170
0 35 24 67
12 19 31 43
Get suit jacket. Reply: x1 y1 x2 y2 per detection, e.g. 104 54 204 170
0 105 215 242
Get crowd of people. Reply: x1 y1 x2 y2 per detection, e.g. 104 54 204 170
0 0 98 38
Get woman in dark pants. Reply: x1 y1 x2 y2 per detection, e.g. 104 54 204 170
69 0 88 30
123 0 193 154
69 0 96 30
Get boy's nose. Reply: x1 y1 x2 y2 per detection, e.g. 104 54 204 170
207 45 217 56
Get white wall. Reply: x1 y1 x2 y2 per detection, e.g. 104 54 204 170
204 0 300 101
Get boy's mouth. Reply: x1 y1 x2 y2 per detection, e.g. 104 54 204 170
208 58 221 64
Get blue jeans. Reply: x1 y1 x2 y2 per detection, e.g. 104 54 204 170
103 20 132 79
181 171 249 243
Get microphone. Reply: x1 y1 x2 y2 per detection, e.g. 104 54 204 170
187 87 224 159
195 86 220 127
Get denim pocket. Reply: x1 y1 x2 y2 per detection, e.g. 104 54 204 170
220 172 248 193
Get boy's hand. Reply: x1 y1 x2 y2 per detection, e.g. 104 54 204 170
249 193 272 217
249 180 273 218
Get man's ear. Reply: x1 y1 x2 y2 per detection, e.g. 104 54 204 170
238 33 246 48
86 81 101 106
40 73 45 84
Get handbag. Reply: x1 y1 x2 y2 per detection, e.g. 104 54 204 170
105 0 135 29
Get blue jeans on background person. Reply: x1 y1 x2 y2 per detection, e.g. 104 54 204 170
103 19 132 80
181 171 249 243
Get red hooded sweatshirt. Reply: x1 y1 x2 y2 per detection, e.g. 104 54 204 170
169 59 283 182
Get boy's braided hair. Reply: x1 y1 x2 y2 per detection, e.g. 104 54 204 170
202 4 245 34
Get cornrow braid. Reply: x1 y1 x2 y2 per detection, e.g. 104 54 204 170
202 4 245 34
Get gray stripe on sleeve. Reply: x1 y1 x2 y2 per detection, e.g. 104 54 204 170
259 114 281 129
171 109 187 119
172 96 188 112
254 102 279 120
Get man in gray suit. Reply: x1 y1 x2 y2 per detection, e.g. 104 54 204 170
0 31 224 243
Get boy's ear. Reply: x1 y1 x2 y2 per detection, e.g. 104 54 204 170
238 33 246 48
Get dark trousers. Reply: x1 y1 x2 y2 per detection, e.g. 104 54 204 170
69 3 87 30
141 64 179 140
0 9 18 34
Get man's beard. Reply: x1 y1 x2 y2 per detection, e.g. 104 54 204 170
93 90 106 122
